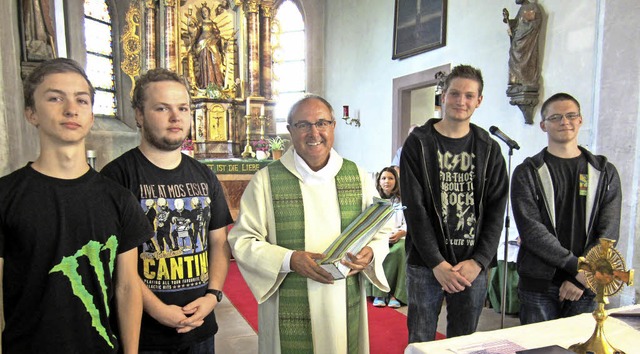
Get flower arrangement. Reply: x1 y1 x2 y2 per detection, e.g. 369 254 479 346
182 139 194 150
267 136 288 151
181 139 195 157
204 83 223 99
252 139 269 152
203 80 238 100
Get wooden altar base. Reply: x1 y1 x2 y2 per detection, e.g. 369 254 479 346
195 141 241 159
200 159 272 220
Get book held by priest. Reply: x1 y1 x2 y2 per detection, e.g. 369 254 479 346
318 198 401 279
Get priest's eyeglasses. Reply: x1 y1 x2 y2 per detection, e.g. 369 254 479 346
293 119 336 132
543 112 581 123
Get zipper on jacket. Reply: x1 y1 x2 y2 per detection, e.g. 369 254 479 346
584 168 607 250
419 139 452 261
533 162 559 239
475 142 492 233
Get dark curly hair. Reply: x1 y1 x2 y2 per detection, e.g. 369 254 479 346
131 68 190 112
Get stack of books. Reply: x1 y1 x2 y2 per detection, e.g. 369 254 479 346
318 198 402 279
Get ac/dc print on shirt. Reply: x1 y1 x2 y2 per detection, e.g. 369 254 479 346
138 187 212 292
438 149 477 249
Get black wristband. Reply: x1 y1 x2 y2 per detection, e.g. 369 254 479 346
205 289 223 302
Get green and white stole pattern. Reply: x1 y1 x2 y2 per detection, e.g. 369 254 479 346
269 159 362 354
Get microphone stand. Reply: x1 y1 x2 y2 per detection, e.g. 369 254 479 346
500 145 515 328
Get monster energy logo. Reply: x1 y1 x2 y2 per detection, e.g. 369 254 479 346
49 235 119 348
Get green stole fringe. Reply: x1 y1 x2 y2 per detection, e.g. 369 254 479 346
269 159 362 354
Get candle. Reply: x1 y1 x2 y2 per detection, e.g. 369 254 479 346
343 105 349 118
246 97 251 115
260 104 265 116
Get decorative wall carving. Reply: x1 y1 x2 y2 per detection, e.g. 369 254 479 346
121 4 141 96
503 0 543 124
20 0 56 61
19 0 57 78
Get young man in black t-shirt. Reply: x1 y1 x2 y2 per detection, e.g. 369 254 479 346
511 93 622 325
401 65 509 342
0 58 152 353
102 68 232 353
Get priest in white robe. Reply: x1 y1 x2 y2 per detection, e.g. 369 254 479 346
228 95 390 354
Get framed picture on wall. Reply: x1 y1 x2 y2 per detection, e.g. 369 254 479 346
392 0 447 60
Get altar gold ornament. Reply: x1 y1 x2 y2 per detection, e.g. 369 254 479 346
207 103 228 141
569 238 634 354
180 1 236 94
240 114 255 158
121 1 142 97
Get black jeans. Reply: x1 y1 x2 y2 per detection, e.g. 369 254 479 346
139 335 215 354
518 285 596 325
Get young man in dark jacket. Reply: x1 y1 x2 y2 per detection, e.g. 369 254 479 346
511 92 622 325
401 65 508 342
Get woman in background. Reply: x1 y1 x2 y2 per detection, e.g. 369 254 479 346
368 166 407 308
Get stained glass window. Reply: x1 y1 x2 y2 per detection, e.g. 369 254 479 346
272 0 306 132
84 0 116 117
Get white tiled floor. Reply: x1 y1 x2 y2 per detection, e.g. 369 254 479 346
214 297 258 353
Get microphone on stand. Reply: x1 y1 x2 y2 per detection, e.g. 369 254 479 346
490 126 520 150
488 125 519 328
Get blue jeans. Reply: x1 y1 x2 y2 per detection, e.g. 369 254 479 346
518 285 596 325
407 264 487 343
139 335 215 354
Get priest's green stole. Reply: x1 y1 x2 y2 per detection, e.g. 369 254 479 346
269 159 362 354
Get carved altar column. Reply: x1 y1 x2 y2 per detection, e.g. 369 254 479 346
163 0 179 72
228 37 239 92
260 1 274 99
143 0 156 70
244 0 260 97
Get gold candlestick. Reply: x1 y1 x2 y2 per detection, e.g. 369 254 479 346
259 115 266 140
241 114 255 158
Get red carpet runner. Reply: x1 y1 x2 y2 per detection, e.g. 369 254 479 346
223 261 444 353
223 261 259 331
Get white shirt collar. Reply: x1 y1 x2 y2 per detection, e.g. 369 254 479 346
293 148 342 185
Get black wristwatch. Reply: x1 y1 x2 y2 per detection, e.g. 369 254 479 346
205 289 223 302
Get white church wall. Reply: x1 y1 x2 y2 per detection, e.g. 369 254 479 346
594 0 640 304
325 0 600 173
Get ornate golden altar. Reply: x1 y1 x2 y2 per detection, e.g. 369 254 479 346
121 0 279 159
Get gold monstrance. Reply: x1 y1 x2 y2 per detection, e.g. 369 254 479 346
569 238 634 354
